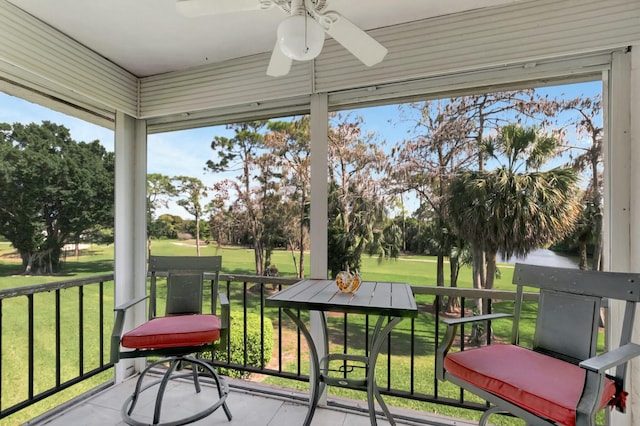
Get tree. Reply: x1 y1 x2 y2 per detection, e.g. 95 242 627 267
153 214 184 239
206 121 269 274
0 121 114 273
454 91 561 292
557 95 603 270
367 220 403 261
390 99 476 295
448 124 580 343
448 124 580 290
327 113 390 278
207 185 234 247
264 117 311 279
253 151 287 273
147 173 176 251
174 176 208 256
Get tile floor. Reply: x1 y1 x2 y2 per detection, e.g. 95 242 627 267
30 375 477 426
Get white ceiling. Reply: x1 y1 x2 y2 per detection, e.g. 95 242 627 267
6 0 523 77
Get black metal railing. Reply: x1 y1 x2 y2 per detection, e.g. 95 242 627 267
212 275 542 416
0 275 115 420
1 272 545 423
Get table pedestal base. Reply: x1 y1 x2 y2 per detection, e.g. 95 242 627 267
284 308 402 426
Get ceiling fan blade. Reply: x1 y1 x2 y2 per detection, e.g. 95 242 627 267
176 0 261 17
321 13 388 67
267 42 293 77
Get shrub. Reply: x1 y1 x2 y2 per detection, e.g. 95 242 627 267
210 312 273 379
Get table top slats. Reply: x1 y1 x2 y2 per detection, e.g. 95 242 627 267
370 281 391 308
266 279 418 318
394 282 418 311
273 279 329 302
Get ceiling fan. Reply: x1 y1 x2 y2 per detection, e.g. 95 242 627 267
176 0 388 77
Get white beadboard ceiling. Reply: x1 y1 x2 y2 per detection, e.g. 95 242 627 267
5 0 524 77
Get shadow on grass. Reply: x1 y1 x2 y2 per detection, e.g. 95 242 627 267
0 262 23 277
0 258 113 278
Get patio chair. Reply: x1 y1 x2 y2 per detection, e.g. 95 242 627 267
436 263 640 426
110 255 232 426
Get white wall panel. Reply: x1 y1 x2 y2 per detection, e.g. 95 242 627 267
328 52 613 110
146 95 312 134
0 0 137 118
314 0 640 93
139 0 639 123
139 54 312 119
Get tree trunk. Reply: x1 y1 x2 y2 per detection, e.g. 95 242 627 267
579 239 588 270
446 256 461 312
590 146 603 271
436 254 444 287
265 248 272 270
289 239 300 277
298 222 305 279
591 209 603 271
254 240 264 275
22 252 32 274
469 243 487 346
484 251 497 291
195 215 201 256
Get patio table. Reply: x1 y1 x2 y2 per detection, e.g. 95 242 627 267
266 278 418 426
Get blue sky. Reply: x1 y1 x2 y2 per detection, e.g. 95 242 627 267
0 80 601 217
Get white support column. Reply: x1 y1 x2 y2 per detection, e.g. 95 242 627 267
606 47 639 426
627 45 640 426
605 51 632 273
309 93 329 405
113 111 148 383
309 93 328 279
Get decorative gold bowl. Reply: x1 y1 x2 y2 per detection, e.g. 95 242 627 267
335 271 361 293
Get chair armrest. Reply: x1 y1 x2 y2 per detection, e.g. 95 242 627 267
576 343 640 419
218 292 230 352
110 295 148 364
114 294 149 312
436 313 512 381
443 313 512 326
580 343 640 373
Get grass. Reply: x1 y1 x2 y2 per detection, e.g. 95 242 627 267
0 240 579 425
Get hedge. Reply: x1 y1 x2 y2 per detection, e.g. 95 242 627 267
211 312 274 379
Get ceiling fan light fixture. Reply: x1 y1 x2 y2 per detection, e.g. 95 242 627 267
277 14 325 61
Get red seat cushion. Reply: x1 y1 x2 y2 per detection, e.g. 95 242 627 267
122 314 221 350
444 344 616 426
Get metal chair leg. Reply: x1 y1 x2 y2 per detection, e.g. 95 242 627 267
208 364 233 421
121 355 231 426
480 406 502 426
190 361 201 394
153 359 181 424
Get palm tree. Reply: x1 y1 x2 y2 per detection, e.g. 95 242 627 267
448 124 580 292
326 113 389 278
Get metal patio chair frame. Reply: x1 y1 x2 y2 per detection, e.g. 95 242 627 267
436 263 640 426
111 255 231 426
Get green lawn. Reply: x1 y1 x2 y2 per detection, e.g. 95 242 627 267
0 240 548 425
0 239 520 290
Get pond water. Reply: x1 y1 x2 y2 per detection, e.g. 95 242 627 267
498 249 578 269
